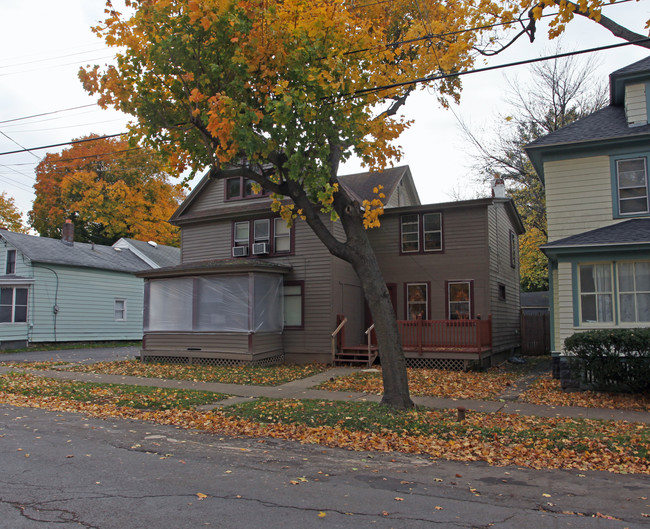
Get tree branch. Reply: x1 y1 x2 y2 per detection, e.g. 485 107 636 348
554 0 650 49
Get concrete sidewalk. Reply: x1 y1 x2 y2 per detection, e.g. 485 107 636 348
1 363 649 424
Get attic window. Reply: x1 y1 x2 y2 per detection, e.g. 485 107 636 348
6 249 16 274
225 177 271 200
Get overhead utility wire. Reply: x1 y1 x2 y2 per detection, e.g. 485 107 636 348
0 132 127 157
341 0 634 59
344 38 650 99
0 104 98 125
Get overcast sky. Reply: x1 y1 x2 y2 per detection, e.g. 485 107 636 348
0 1 648 224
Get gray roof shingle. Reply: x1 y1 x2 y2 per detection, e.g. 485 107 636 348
525 105 650 149
118 238 181 268
542 219 650 249
610 56 650 78
0 230 177 273
338 166 410 203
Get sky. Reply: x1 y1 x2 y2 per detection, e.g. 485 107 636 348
0 1 648 225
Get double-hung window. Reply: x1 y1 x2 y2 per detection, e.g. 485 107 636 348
114 299 127 321
406 283 428 320
225 177 272 201
400 212 442 253
6 249 16 274
579 264 613 323
0 287 28 323
616 157 648 215
618 262 650 323
232 218 292 256
447 281 471 320
283 282 303 328
234 222 250 248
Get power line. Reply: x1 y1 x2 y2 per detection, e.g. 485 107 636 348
344 38 650 100
0 104 98 125
0 48 110 69
0 133 128 157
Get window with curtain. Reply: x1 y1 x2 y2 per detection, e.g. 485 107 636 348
579 264 613 323
618 261 650 323
406 283 428 320
448 281 471 320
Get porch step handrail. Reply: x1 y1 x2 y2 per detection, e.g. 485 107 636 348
365 323 375 356
331 315 348 363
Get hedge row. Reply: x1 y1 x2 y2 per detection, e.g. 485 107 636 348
564 329 650 393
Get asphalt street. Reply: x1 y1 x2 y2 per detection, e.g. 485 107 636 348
0 346 138 364
1 403 649 529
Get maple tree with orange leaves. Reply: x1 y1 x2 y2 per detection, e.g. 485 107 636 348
30 135 185 246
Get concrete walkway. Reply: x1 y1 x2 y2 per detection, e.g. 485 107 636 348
1 363 649 424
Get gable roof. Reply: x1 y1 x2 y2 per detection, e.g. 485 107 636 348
113 238 181 269
0 230 179 273
610 55 650 105
542 219 650 250
338 165 420 204
171 164 420 223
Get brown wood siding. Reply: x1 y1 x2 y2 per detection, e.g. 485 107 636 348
184 179 225 214
181 221 232 262
330 219 365 345
368 206 490 321
486 203 521 354
143 332 250 353
280 220 338 359
143 332 282 356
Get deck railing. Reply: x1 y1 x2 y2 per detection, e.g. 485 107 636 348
397 316 492 355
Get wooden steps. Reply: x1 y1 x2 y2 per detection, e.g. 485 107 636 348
333 345 378 367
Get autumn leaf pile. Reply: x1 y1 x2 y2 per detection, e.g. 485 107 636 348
1 373 647 474
16 360 328 386
522 375 650 412
318 368 519 400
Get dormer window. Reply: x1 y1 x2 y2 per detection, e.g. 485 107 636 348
617 157 648 215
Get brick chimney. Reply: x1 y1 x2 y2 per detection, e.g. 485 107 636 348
61 219 74 246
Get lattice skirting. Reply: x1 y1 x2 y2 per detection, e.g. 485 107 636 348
405 357 469 371
141 353 285 367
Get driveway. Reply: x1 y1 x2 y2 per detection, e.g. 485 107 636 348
0 346 138 364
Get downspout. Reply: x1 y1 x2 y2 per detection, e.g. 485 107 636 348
32 264 59 343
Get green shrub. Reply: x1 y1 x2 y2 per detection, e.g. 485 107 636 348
564 329 650 393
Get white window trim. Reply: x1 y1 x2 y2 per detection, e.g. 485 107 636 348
616 157 649 216
114 299 127 322
0 286 28 324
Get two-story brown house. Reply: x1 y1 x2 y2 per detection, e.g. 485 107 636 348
138 165 524 369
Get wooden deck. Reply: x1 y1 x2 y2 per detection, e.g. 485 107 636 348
332 315 492 366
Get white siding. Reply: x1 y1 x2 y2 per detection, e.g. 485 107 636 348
545 156 617 242
625 83 647 127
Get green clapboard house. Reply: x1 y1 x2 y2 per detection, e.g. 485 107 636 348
0 223 179 349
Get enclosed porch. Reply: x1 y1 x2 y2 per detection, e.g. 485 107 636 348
138 260 291 366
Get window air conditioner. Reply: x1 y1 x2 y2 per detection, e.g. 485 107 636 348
232 246 249 257
252 242 270 255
